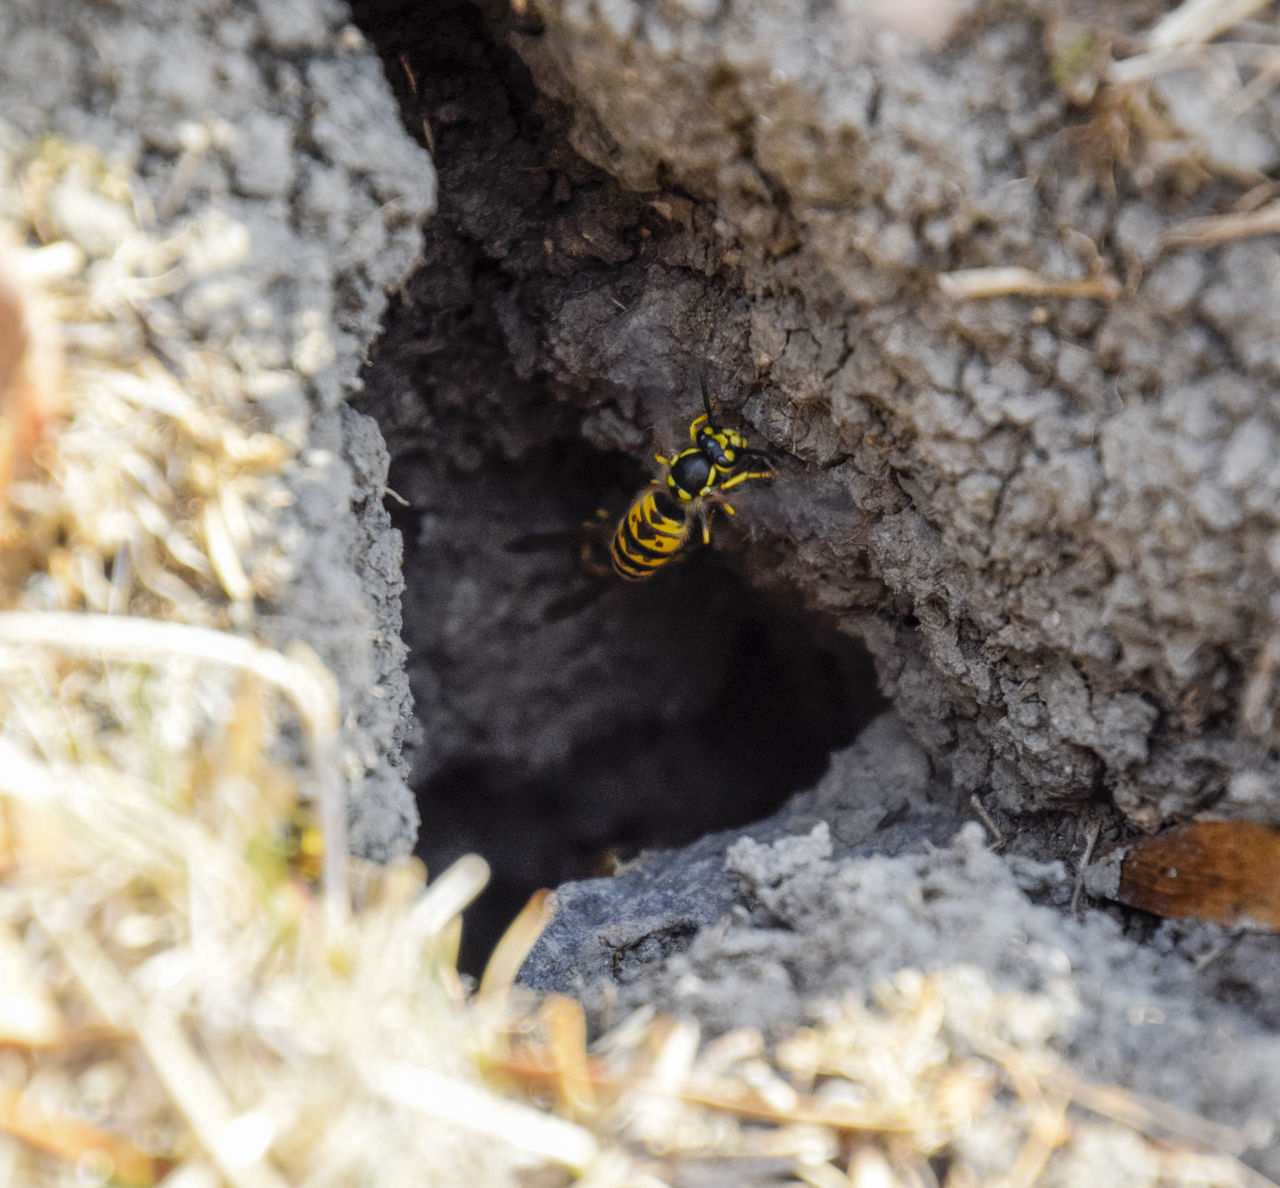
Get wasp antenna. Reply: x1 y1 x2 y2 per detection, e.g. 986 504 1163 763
699 360 714 422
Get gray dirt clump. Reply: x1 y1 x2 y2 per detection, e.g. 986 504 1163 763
526 714 1280 1177
513 0 1280 831
524 712 968 994
605 817 1280 1177
1 0 436 857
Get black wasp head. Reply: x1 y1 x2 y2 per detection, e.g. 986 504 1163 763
697 422 746 470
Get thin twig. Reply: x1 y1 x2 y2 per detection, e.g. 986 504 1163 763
1071 816 1102 917
938 267 1121 301
365 1061 600 1172
1166 200 1280 245
477 886 555 1010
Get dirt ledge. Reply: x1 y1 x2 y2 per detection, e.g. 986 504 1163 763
0 0 434 857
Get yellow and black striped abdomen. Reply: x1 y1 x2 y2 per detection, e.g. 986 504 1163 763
610 485 693 580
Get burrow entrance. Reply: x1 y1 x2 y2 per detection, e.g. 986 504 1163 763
350 0 886 970
339 1 1280 1108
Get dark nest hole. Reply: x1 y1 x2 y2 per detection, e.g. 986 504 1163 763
350 0 886 971
375 415 885 972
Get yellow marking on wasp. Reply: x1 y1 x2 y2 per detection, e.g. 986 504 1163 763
608 375 774 582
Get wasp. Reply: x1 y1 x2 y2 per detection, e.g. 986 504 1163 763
506 368 775 615
609 369 775 580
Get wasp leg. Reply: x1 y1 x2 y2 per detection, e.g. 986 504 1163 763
692 502 715 545
719 467 773 492
576 507 616 579
509 510 616 618
688 413 709 442
698 497 740 545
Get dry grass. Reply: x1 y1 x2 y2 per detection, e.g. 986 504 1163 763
937 267 1121 302
1038 0 1280 202
0 125 1272 1187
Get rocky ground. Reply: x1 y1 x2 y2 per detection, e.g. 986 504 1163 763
353 0 1280 1173
10 0 1280 1178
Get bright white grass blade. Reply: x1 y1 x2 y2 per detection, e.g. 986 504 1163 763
406 853 491 940
1148 0 1272 51
367 1061 600 1173
0 611 347 921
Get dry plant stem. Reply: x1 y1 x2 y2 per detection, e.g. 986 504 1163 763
937 267 1121 301
0 611 347 920
538 995 596 1119
795 1161 851 1188
408 852 490 938
1146 0 1272 51
995 1053 1070 1188
1244 627 1280 735
365 1060 601 1172
477 887 556 1009
497 1048 910 1133
968 794 1005 848
30 897 291 1188
0 1084 157 1184
1104 41 1280 86
987 1041 1251 1159
1156 1152 1280 1188
1166 201 1280 244
845 1147 898 1188
1070 817 1101 917
1104 49 1185 86
677 1085 910 1134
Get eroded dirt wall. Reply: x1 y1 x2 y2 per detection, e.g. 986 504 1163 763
507 0 1280 837
364 0 1280 858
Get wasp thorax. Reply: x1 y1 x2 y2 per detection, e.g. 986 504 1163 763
671 449 715 496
